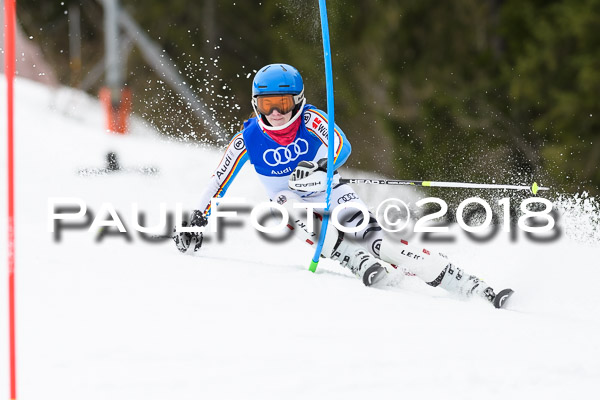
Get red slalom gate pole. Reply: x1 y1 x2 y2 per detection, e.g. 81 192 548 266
4 0 17 399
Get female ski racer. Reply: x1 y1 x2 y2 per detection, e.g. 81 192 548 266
173 63 512 308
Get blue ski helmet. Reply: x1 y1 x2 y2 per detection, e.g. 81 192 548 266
251 64 305 114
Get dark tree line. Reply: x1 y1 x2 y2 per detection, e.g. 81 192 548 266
17 0 600 195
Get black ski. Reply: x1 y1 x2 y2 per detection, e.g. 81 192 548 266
493 288 514 309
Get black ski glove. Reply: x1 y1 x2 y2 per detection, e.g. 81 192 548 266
173 210 208 253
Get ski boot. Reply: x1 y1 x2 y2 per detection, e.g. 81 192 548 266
428 263 513 308
329 237 389 287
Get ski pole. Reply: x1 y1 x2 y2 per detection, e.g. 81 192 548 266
339 179 549 195
310 0 336 273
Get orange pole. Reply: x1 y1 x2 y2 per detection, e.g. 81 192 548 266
4 0 17 399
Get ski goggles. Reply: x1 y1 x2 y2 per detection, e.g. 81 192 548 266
254 94 297 116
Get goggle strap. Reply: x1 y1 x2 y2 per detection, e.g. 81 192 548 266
292 89 304 105
252 90 304 110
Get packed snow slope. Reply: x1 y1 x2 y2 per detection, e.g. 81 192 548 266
1 78 599 400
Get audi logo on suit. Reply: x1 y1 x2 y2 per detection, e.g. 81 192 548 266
262 138 310 166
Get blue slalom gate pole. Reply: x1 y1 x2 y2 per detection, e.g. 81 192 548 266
310 0 335 272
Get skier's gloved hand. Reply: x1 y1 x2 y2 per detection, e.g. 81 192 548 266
289 158 339 192
173 210 208 253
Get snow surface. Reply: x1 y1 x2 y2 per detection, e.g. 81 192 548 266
1 78 599 400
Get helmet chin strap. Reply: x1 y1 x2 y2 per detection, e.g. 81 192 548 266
255 98 306 131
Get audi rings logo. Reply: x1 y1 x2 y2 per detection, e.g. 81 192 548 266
337 193 359 204
263 138 309 166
